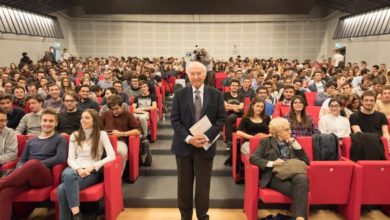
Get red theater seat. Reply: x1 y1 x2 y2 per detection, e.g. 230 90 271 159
1 135 28 171
305 92 317 106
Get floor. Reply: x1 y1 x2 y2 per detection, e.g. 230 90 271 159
28 208 390 220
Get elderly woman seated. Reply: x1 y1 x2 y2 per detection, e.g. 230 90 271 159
249 117 310 220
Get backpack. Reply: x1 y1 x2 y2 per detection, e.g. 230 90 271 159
312 133 339 161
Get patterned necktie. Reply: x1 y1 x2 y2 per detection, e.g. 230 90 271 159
194 89 201 122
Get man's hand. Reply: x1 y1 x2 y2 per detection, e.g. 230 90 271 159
273 159 285 166
189 134 208 148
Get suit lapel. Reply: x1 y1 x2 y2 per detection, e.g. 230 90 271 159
201 86 209 117
186 87 195 122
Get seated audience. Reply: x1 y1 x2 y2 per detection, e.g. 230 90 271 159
250 117 309 220
0 108 67 220
0 108 17 167
272 85 295 118
113 80 130 105
99 87 129 114
57 92 82 135
285 95 318 138
12 85 30 113
236 97 270 156
224 79 244 150
350 91 389 140
255 86 274 116
124 76 141 99
319 97 351 138
15 94 44 135
97 69 114 89
238 76 255 99
374 85 390 117
101 95 141 171
348 94 361 113
57 109 115 220
132 82 157 139
315 81 337 106
77 85 99 112
43 83 64 113
352 77 371 96
0 92 24 130
308 71 326 93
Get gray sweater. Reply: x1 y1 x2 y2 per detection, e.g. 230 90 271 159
0 127 17 164
15 111 42 135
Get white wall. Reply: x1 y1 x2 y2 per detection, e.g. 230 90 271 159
0 13 72 67
323 12 390 67
68 16 327 61
1 12 389 67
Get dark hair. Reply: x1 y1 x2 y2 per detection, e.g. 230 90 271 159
256 86 268 94
41 108 58 122
229 79 240 86
278 85 295 101
113 80 122 86
13 85 25 91
25 94 43 103
107 94 123 108
288 95 312 128
105 87 118 95
244 96 266 119
361 90 376 101
90 85 102 93
0 92 12 101
326 81 337 88
74 109 102 160
47 82 59 90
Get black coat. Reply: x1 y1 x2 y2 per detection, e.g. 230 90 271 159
170 85 226 159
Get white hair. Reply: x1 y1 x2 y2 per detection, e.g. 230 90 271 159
186 61 206 75
269 117 290 137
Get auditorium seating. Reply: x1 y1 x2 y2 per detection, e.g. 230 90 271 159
1 135 28 172
243 136 359 220
341 137 390 216
306 106 320 126
50 135 124 220
305 92 317 106
214 72 227 91
231 118 243 183
155 85 163 120
128 135 141 182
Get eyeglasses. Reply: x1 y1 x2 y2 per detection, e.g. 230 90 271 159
329 104 341 108
0 119 7 123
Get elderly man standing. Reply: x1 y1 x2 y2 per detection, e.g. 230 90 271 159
170 61 226 220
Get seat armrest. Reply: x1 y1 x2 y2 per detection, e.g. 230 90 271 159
52 164 67 187
103 155 124 219
1 160 17 171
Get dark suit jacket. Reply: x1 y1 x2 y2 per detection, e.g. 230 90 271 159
170 85 226 159
250 137 310 188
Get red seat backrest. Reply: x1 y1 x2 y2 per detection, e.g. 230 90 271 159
305 92 317 106
306 106 320 126
236 118 242 127
215 72 227 90
280 105 290 117
16 135 28 157
296 136 314 161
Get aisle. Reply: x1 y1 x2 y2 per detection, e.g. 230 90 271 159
121 95 244 208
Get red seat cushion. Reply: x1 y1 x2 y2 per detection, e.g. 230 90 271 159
79 183 104 201
259 188 292 203
14 186 52 202
51 183 104 202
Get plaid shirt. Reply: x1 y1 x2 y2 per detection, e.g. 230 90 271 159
284 115 319 138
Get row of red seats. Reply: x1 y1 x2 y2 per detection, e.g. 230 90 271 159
243 136 390 220
1 134 128 220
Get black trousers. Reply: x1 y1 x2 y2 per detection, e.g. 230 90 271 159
268 174 309 218
225 113 239 143
176 151 214 220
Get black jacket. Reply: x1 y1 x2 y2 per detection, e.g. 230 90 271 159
350 132 386 161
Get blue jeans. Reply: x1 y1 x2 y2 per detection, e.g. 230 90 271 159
57 167 101 220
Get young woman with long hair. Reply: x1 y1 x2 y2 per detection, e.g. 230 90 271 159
236 97 271 155
57 109 115 220
285 95 318 138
